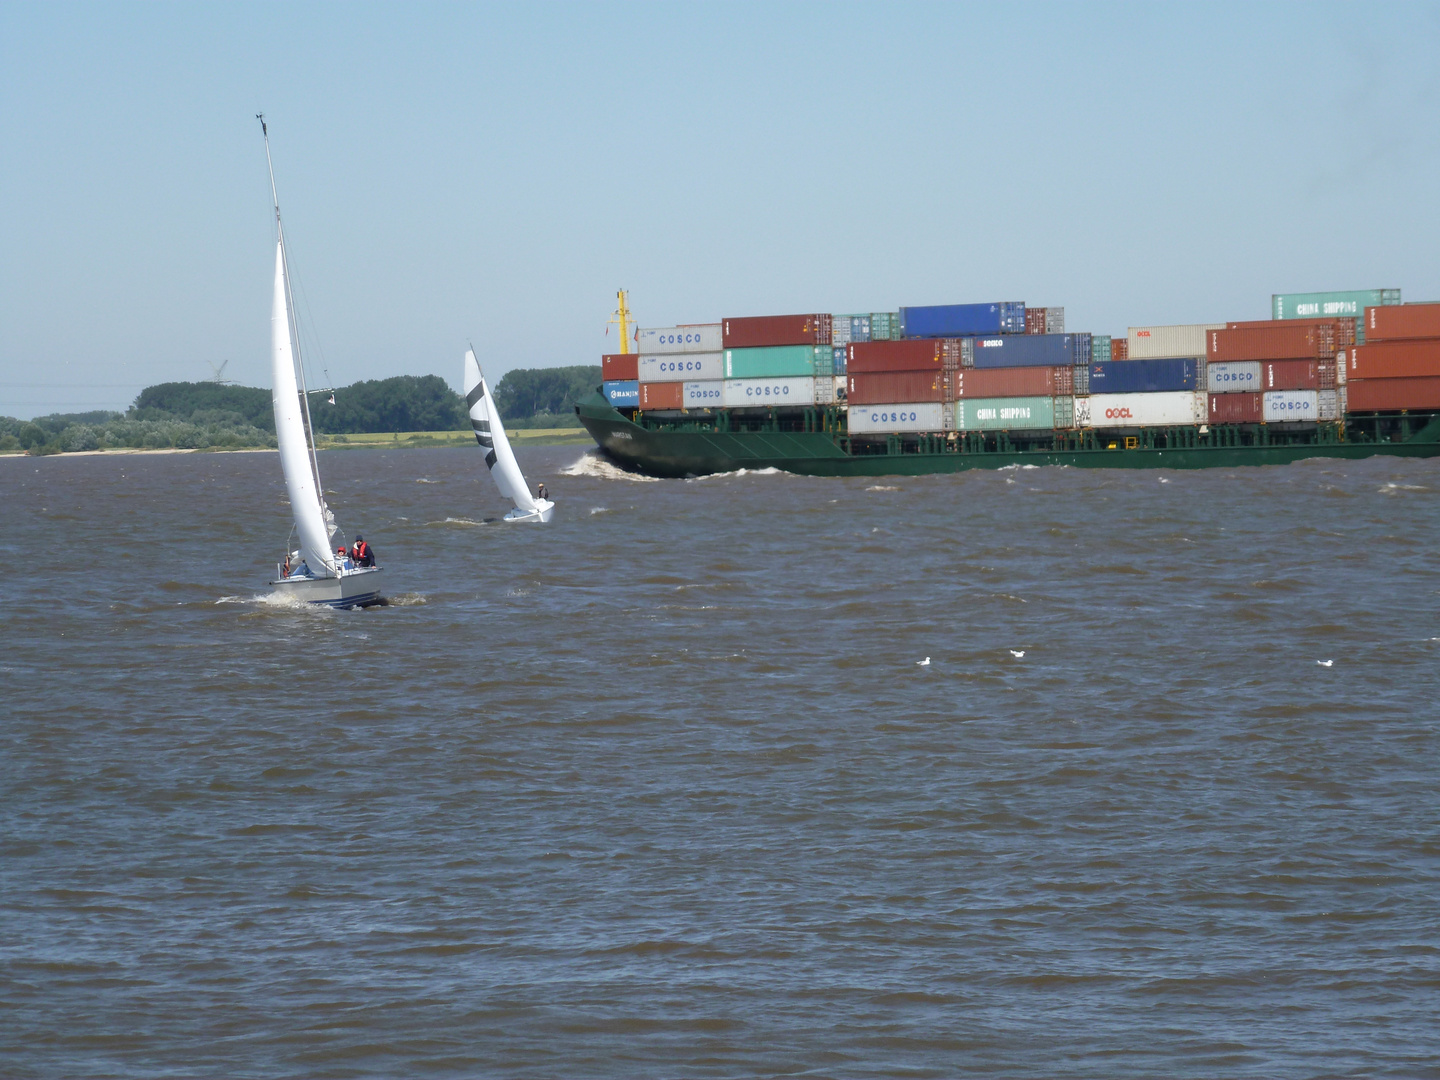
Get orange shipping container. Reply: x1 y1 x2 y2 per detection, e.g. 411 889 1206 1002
847 340 948 373
954 366 1072 398
638 381 683 410
602 353 639 381
1225 317 1356 349
1111 337 1128 360
1208 392 1263 423
1341 341 1440 380
1208 324 1341 362
1365 303 1440 342
847 370 949 405
1346 376 1440 412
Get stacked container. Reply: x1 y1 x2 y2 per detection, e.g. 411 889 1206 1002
1273 288 1401 344
846 339 957 433
1206 319 1351 423
715 314 831 409
631 324 723 413
1341 303 1440 412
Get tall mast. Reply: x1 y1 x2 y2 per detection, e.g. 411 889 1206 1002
258 114 329 518
608 289 634 354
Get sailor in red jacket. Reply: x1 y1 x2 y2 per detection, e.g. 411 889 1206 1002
350 535 375 567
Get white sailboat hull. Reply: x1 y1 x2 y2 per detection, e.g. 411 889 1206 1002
503 499 555 523
269 567 384 609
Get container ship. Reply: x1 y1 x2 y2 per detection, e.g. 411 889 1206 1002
577 291 1440 478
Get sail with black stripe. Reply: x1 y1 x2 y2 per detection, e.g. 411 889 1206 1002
464 347 539 513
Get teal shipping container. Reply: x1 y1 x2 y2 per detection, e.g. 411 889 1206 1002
870 313 900 341
954 395 1062 431
723 345 822 379
1092 335 1112 363
1273 289 1401 344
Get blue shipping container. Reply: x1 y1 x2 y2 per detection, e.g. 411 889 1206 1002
833 346 848 375
850 316 871 343
1086 358 1199 393
972 333 1089 369
603 380 639 407
900 302 1025 338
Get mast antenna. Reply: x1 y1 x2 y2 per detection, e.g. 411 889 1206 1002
607 289 635 354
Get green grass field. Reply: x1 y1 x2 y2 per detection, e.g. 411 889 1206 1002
317 428 593 449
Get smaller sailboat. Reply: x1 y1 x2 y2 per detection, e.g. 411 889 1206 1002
260 115 383 607
464 347 555 523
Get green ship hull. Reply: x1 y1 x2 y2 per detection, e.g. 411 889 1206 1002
575 395 1440 479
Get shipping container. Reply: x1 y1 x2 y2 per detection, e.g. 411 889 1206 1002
1112 337 1129 361
638 381 683 411
847 339 945 373
869 313 899 340
638 352 723 382
1045 307 1065 334
1225 317 1356 350
721 314 832 349
1082 391 1205 428
833 345 848 375
1263 390 1318 422
813 347 834 377
1092 335 1112 364
637 324 723 354
1274 289 1401 344
723 345 822 379
850 315 872 343
1365 303 1440 342
847 402 948 434
847 370 949 405
1341 340 1440 380
954 395 1061 431
1073 364 1090 395
1317 389 1343 422
1208 324 1341 362
1128 323 1224 359
721 376 817 408
1209 392 1263 424
1259 359 1320 391
899 302 1025 338
1207 361 1262 392
1087 357 1199 393
972 332 1090 369
1345 377 1440 412
602 353 639 381
833 374 847 402
603 380 639 407
954 365 1073 399
683 380 723 409
1024 307 1047 335
831 317 853 346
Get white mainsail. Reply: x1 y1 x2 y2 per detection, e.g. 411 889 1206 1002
270 221 336 573
464 348 540 514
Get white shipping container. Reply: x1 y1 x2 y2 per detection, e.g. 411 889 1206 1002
834 375 848 402
639 352 723 382
683 380 723 408
1317 389 1341 421
847 402 949 434
1081 392 1206 428
1045 307 1065 334
1207 361 1262 393
637 323 723 354
831 318 852 346
722 376 816 408
1128 323 1225 359
1263 390 1318 422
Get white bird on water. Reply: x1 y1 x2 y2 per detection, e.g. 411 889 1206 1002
1010 650 1025 659
917 657 930 667
1317 659 1334 667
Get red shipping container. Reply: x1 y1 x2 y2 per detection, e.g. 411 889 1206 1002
1346 376 1440 412
1261 360 1320 391
1342 340 1440 380
1112 337 1128 361
1365 304 1440 342
602 353 638 381
1208 324 1339 361
847 340 945 373
1024 307 1047 335
847 370 949 405
721 314 832 348
954 366 1071 398
1208 392 1263 424
638 381 683 410
1225 317 1355 349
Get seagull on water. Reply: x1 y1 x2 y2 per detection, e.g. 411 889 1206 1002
917 657 930 666
1316 659 1333 667
1009 650 1025 659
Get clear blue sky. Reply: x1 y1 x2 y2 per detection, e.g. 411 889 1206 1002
2 2 1438 418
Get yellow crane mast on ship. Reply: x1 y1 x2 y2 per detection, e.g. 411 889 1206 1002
607 289 634 354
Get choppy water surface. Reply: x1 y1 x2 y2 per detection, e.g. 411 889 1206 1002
3 446 1440 1078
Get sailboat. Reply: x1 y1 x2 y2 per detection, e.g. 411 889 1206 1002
464 347 555 522
260 115 383 607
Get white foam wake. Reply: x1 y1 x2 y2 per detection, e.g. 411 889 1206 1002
561 452 659 482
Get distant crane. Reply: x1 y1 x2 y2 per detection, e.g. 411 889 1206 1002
207 359 235 385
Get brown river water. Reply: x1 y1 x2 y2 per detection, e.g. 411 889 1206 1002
3 445 1439 1077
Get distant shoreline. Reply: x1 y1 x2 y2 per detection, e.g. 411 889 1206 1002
0 428 592 459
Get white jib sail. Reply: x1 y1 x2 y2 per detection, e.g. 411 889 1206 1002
464 348 539 513
272 240 337 574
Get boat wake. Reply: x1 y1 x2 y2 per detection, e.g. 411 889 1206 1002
686 466 788 482
428 516 495 528
561 451 659 482
386 593 428 606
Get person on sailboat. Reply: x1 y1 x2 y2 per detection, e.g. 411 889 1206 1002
336 547 354 570
537 482 549 501
350 535 375 567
